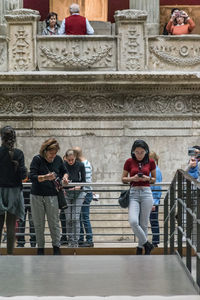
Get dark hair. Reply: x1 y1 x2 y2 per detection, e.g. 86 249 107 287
45 12 60 27
39 138 60 158
171 8 179 15
193 145 200 150
131 139 150 164
1 126 16 151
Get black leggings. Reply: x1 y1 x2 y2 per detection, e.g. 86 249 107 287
0 212 16 254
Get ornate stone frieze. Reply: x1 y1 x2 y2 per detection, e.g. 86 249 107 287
149 38 200 71
40 44 112 68
37 38 116 71
114 9 148 22
0 93 200 117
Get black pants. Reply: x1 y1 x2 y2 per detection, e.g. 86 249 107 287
0 212 16 254
150 205 160 245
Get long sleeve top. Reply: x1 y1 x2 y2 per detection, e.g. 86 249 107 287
151 165 162 205
0 146 27 188
30 155 68 196
166 18 195 35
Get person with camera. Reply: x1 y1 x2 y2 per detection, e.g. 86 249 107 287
166 10 195 35
121 140 156 255
63 149 86 248
0 126 27 255
30 138 68 255
42 12 60 35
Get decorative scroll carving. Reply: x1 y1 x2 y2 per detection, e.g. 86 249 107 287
150 45 200 66
0 93 200 116
40 44 112 68
12 26 31 71
4 8 40 22
126 27 142 71
114 9 147 21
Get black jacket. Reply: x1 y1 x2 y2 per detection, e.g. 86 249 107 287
0 146 27 188
30 155 68 196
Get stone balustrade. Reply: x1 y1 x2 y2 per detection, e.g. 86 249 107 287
0 8 199 72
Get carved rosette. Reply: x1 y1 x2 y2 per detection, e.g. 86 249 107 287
0 93 200 117
149 40 200 70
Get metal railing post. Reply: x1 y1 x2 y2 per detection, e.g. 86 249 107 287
170 177 176 254
186 179 192 272
177 171 183 257
164 192 169 255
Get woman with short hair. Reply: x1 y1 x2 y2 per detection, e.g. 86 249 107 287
0 126 27 255
30 138 68 255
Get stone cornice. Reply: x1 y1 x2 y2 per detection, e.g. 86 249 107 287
4 9 40 22
114 9 148 22
0 72 200 84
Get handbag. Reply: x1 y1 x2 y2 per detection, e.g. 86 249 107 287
118 189 130 208
57 189 68 210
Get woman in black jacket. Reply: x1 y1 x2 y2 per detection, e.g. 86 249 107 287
64 149 86 247
30 138 68 255
0 126 27 255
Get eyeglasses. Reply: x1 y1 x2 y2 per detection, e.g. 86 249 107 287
134 151 146 156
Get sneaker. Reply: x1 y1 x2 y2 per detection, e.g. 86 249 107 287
60 236 68 245
79 241 94 248
16 244 24 248
78 240 84 246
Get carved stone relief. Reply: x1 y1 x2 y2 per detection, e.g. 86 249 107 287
149 38 200 71
9 25 32 71
0 40 7 71
0 92 200 117
37 38 116 71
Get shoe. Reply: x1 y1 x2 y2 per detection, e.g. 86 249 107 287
60 236 68 245
143 241 154 255
37 248 44 255
79 241 94 248
153 244 158 248
78 240 84 246
16 244 24 248
53 246 61 255
30 243 36 247
136 247 143 255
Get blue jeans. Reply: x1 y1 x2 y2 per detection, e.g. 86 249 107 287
128 187 153 247
150 205 160 245
79 192 93 243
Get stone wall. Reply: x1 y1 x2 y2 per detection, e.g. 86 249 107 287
0 9 200 183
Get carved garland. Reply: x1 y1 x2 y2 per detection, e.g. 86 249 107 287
150 46 200 66
40 45 112 67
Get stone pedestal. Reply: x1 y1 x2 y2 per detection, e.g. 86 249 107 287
5 9 40 72
129 0 159 35
0 0 23 35
114 9 147 71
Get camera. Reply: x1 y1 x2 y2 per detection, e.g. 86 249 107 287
188 147 196 156
138 172 143 177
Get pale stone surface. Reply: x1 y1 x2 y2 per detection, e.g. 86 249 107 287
114 10 147 71
129 0 160 35
5 9 40 71
0 37 7 71
37 36 116 71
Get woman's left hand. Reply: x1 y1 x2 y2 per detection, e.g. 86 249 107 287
62 173 69 185
140 175 150 182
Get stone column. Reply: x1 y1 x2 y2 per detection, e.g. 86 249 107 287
0 0 23 35
115 9 147 71
129 0 159 35
5 9 40 72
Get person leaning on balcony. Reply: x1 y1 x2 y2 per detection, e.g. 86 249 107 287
42 12 60 35
59 3 94 35
30 138 69 255
166 10 195 35
121 140 156 255
149 151 162 248
0 126 27 255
